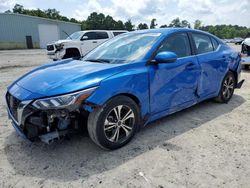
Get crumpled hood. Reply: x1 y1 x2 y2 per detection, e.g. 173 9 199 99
55 39 74 44
15 59 125 97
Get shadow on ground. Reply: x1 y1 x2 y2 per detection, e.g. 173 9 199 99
4 95 245 182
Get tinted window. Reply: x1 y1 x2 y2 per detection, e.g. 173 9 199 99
192 33 213 54
157 33 191 58
96 32 109 39
82 32 97 40
113 32 126 36
211 37 219 50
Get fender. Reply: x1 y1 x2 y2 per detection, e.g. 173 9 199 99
86 64 150 119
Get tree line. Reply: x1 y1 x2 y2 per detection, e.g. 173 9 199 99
4 4 250 39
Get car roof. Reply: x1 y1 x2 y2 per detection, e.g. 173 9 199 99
132 28 211 35
79 30 127 33
130 28 221 41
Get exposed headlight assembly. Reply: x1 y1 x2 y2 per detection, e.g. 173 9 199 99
32 87 97 110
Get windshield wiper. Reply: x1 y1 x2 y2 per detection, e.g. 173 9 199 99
85 59 110 63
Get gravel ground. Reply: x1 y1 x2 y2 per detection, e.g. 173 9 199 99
0 45 250 188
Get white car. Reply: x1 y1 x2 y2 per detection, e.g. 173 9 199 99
47 30 128 60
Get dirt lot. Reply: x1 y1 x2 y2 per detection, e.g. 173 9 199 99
0 45 250 188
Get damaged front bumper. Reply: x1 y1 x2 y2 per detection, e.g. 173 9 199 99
47 49 66 60
5 91 91 144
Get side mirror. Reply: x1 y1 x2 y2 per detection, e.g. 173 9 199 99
81 36 88 41
154 51 177 64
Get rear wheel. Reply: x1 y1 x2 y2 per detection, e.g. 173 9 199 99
87 96 139 150
214 71 236 103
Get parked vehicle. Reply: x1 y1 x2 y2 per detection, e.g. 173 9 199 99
234 37 244 45
6 28 244 150
241 38 250 69
47 30 128 60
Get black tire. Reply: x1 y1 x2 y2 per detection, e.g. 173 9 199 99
214 71 236 103
87 96 140 150
63 49 80 59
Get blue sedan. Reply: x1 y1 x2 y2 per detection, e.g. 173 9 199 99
6 28 244 149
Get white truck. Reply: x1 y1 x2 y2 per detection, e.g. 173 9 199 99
47 30 127 60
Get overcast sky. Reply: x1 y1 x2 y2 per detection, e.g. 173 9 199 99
1 0 250 27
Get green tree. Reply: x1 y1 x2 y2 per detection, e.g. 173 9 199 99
137 23 149 30
45 8 60 19
83 12 104 29
194 20 202 29
124 19 134 31
160 24 168 28
169 17 181 27
13 4 24 13
104 15 116 30
4 10 12 13
114 20 126 30
181 20 191 28
168 18 190 28
150 18 157 29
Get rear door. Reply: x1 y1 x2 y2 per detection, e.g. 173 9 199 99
191 33 227 98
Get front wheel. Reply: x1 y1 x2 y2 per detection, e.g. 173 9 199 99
214 71 236 103
87 96 140 150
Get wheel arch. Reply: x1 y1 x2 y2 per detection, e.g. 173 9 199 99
86 91 148 122
229 69 238 85
108 93 141 107
65 48 81 55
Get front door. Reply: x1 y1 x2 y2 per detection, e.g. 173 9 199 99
149 33 201 115
81 32 98 56
81 31 109 56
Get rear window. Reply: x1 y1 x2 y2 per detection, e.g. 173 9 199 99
113 32 126 36
192 33 214 54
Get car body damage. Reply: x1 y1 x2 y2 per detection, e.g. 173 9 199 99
6 28 244 149
6 85 96 143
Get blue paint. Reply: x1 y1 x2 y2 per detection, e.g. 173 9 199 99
7 28 242 130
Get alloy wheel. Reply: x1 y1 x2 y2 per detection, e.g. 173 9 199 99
222 76 234 100
104 105 135 143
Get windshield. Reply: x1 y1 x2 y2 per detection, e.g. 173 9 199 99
83 32 161 63
67 31 82 40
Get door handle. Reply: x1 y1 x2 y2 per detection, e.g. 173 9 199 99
186 63 197 70
92 41 97 43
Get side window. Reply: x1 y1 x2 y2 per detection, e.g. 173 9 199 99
192 33 213 54
211 37 219 50
96 32 109 39
157 33 191 58
82 32 97 40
